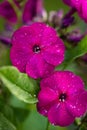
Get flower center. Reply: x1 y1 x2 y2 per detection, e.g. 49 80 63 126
33 45 41 53
59 93 67 102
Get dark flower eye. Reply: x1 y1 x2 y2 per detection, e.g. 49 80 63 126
59 93 67 102
33 45 41 53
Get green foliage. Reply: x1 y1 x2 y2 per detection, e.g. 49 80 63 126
44 0 68 12
65 36 87 63
0 102 14 124
0 112 16 130
23 110 47 130
56 36 87 70
0 66 39 104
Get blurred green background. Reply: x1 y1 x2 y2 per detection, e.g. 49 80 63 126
0 1 87 130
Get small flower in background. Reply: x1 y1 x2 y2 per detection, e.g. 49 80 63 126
0 0 46 24
37 71 87 126
66 28 84 44
0 1 18 23
22 0 47 24
63 0 87 23
0 24 14 45
10 22 65 79
61 16 75 28
48 9 75 29
61 7 76 29
48 10 64 27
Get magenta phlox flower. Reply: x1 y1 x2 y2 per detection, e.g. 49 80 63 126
22 0 46 23
10 22 65 79
37 71 87 126
0 1 18 23
63 0 87 23
0 24 14 45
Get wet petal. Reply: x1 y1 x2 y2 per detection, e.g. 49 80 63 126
40 72 61 91
40 71 84 94
26 54 54 79
67 91 87 117
42 41 65 66
29 22 46 40
37 87 58 116
30 22 59 47
55 71 84 93
48 103 75 126
12 23 47 47
12 25 35 46
71 0 82 10
10 45 32 72
64 71 85 95
41 25 58 47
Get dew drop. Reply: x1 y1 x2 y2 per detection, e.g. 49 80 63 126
52 123 55 126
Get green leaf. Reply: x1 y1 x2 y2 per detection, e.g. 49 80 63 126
66 36 87 62
23 110 47 130
57 36 87 70
0 66 39 104
0 112 16 130
66 36 87 60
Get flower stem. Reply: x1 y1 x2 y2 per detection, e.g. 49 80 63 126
64 8 76 18
7 0 20 18
7 0 22 28
46 120 50 130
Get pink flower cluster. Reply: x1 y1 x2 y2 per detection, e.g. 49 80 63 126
63 0 87 23
10 22 87 127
